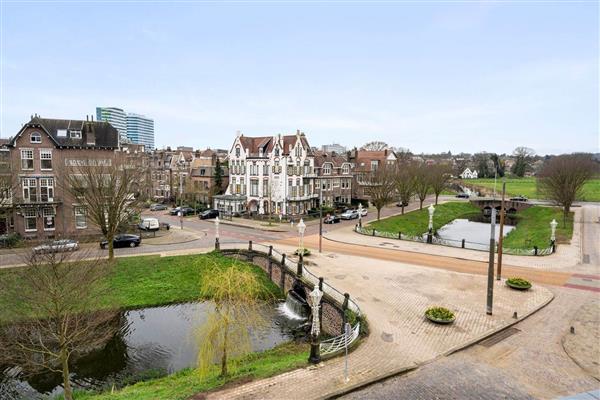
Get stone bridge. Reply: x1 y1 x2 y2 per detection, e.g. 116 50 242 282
470 198 532 214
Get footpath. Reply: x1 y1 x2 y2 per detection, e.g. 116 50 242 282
200 243 554 400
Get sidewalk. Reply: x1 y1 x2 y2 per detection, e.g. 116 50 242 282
202 244 554 400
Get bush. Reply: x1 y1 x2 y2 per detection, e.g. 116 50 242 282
0 233 21 248
425 306 455 321
294 248 311 256
344 309 369 336
506 277 532 289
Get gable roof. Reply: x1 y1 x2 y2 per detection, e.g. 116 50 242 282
10 116 119 149
237 132 313 157
313 150 349 168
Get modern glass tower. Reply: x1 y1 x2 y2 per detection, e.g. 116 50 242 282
126 113 155 149
96 107 127 143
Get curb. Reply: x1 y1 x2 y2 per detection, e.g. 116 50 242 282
218 220 289 233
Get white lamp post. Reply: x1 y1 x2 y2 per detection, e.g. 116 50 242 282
427 204 435 243
307 286 323 364
297 218 306 254
357 203 363 228
550 219 558 252
214 216 220 250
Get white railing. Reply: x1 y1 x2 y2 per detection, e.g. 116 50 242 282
320 322 360 356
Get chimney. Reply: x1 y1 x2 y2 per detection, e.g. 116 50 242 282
91 115 94 122
296 129 300 135
86 122 96 146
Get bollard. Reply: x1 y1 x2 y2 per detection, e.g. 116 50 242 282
461 239 465 249
215 238 220 251
398 231 402 240
372 229 376 236
268 245 273 257
282 253 286 266
534 246 538 256
319 277 324 291
513 311 518 319
570 326 575 334
249 240 253 251
297 254 303 276
552 240 556 253
343 293 350 310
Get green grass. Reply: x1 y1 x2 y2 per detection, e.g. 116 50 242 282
0 252 282 323
63 342 309 400
463 178 600 201
367 201 481 236
503 206 573 249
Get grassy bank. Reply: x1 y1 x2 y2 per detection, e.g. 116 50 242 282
463 177 600 202
65 342 309 400
503 206 573 249
0 252 282 323
367 201 481 236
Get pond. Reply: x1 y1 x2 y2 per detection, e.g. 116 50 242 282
0 301 306 399
434 214 516 251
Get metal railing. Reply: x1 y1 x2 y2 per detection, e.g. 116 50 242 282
355 225 555 257
320 322 360 356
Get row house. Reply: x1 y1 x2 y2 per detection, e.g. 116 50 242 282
188 149 228 205
2 115 122 239
348 148 398 205
313 150 352 207
214 131 316 216
148 146 194 203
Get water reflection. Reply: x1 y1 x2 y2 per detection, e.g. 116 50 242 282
435 214 516 251
1 301 305 399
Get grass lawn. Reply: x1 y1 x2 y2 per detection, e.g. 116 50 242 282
367 201 481 237
66 342 309 400
462 177 600 202
503 206 573 249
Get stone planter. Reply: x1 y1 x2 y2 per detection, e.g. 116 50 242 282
425 314 456 325
506 281 532 291
425 307 456 325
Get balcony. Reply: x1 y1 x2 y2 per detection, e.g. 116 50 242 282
14 196 62 205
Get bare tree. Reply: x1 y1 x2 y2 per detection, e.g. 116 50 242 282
511 147 536 177
62 153 147 260
196 259 272 378
537 154 598 225
413 163 431 210
429 164 453 205
0 149 16 233
363 165 396 220
394 162 414 215
0 249 116 400
360 141 389 151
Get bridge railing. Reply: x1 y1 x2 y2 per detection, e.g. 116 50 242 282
354 225 555 256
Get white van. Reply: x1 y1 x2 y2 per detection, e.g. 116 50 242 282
139 217 160 231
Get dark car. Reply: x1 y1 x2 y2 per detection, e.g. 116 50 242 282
455 193 470 199
100 234 141 249
199 209 219 220
510 196 528 202
170 206 195 216
324 215 341 224
169 207 181 216
396 201 409 207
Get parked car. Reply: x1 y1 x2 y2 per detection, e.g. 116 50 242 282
138 217 160 231
323 215 341 224
455 193 470 199
169 207 181 216
100 234 141 249
150 203 167 211
199 209 219 220
34 239 79 254
396 201 409 207
510 196 528 202
359 207 368 217
170 206 195 216
340 209 359 220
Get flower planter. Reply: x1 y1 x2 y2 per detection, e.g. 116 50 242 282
425 314 456 325
425 307 456 325
506 281 531 291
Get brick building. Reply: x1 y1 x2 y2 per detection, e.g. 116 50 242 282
313 150 352 207
348 148 397 205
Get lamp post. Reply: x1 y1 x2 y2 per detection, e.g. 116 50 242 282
486 208 497 315
357 203 363 229
427 204 435 244
550 219 558 252
307 286 323 364
297 218 306 254
214 216 220 250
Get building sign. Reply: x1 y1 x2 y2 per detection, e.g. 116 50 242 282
64 159 112 167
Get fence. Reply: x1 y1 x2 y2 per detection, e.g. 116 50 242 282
217 241 363 357
355 226 555 256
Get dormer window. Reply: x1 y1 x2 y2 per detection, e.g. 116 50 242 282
323 163 332 175
56 129 67 137
30 132 41 143
342 163 350 175
69 130 82 139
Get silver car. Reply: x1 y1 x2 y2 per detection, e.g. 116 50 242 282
33 239 79 254
340 209 359 220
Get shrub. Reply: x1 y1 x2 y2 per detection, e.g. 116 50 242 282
506 277 532 288
0 233 21 248
425 306 455 321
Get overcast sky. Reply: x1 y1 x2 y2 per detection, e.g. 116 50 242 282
1 1 598 155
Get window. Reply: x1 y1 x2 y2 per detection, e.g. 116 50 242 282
56 129 67 137
43 207 55 230
323 163 332 175
274 147 280 157
263 178 269 196
40 178 54 202
40 149 52 170
200 168 206 176
22 178 37 202
342 163 350 175
69 130 82 139
74 206 87 229
235 146 240 157
21 149 34 170
371 160 379 171
250 180 259 196
24 209 37 232
30 132 41 143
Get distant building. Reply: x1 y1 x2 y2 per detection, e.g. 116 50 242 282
126 113 155 149
96 107 127 143
321 143 346 154
348 149 397 205
459 168 478 179
313 151 352 206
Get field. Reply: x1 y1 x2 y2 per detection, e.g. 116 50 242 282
462 177 600 202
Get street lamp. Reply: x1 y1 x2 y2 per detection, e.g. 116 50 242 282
550 219 558 252
297 218 306 254
214 216 220 250
357 203 363 228
427 204 435 243
307 286 323 364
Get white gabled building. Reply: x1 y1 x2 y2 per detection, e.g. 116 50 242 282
214 130 317 216
459 168 478 179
